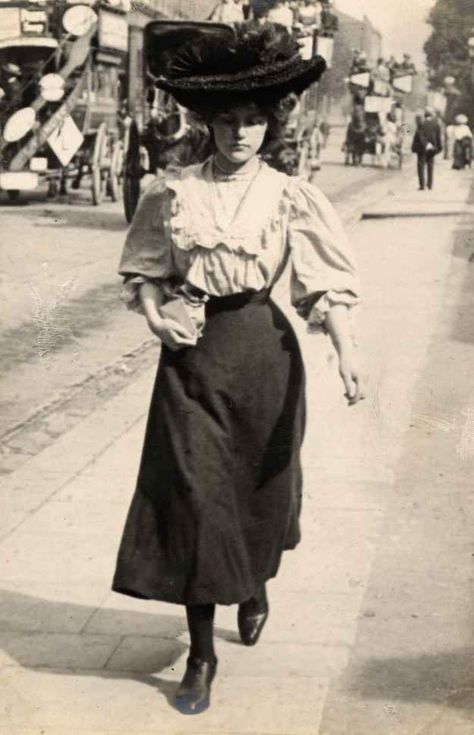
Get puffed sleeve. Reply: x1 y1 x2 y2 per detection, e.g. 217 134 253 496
288 178 361 333
118 176 174 312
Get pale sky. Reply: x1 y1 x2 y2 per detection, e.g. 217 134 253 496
336 0 436 66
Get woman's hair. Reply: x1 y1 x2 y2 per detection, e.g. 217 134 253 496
187 90 299 143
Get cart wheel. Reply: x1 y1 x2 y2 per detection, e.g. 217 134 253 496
7 190 20 203
123 120 141 223
108 139 123 203
91 122 107 206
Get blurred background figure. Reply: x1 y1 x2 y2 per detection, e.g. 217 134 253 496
381 111 398 168
452 114 473 170
411 108 442 190
351 49 369 75
209 0 245 22
320 0 338 35
344 107 366 166
445 121 455 160
400 53 416 75
374 57 390 83
294 0 322 34
268 0 294 30
319 119 331 148
0 63 22 106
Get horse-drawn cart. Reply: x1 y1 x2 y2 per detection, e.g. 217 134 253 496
0 1 128 204
344 60 415 168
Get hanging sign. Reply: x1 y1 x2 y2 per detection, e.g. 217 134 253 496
40 73 66 102
48 115 84 165
350 72 370 88
3 107 36 143
98 10 128 52
392 75 413 94
364 96 394 114
63 5 97 36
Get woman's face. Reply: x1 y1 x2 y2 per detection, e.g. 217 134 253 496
211 104 268 164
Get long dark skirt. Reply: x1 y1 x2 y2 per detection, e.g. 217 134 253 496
112 290 306 606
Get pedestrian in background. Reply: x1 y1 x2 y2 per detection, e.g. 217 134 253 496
113 22 364 717
411 108 442 190
268 0 294 31
209 0 244 22
452 113 473 170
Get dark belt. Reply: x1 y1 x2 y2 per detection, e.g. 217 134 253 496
205 289 271 314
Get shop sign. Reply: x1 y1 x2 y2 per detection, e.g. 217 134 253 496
99 10 128 51
0 8 21 40
20 8 47 35
48 115 84 166
364 96 394 114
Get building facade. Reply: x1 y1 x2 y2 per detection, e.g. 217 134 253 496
141 0 217 20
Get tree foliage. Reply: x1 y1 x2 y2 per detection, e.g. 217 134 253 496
424 0 474 120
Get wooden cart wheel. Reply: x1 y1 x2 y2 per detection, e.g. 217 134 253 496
123 120 141 223
108 138 123 203
91 122 107 206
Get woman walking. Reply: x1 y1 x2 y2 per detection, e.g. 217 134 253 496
112 23 364 715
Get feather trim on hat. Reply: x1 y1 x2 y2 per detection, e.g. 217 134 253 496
152 22 326 104
167 24 300 80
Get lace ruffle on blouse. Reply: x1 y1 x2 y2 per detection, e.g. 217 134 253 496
118 158 361 333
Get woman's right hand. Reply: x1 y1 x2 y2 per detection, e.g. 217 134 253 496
146 316 197 351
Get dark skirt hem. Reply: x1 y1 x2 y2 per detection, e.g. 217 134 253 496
111 541 299 606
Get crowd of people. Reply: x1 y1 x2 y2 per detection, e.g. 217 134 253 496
350 50 417 80
209 0 338 36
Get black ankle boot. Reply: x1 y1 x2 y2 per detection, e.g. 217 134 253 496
238 595 269 646
175 656 217 715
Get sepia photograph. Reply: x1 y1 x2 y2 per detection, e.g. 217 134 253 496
1 0 473 732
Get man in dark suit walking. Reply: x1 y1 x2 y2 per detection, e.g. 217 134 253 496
411 109 443 190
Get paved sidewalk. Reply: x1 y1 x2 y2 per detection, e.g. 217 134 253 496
1 160 473 734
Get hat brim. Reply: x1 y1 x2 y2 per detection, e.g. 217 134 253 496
156 54 326 107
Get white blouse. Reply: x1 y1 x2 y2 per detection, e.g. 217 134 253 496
118 157 361 333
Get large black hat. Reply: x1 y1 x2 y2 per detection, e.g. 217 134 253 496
145 21 326 110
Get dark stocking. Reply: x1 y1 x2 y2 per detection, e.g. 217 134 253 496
186 604 216 662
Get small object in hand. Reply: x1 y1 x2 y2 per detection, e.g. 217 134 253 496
158 298 198 338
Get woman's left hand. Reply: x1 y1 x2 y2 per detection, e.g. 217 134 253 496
338 350 367 406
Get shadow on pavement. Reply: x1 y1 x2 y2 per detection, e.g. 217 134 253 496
0 588 239 708
0 588 237 660
346 650 474 710
450 177 474 345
